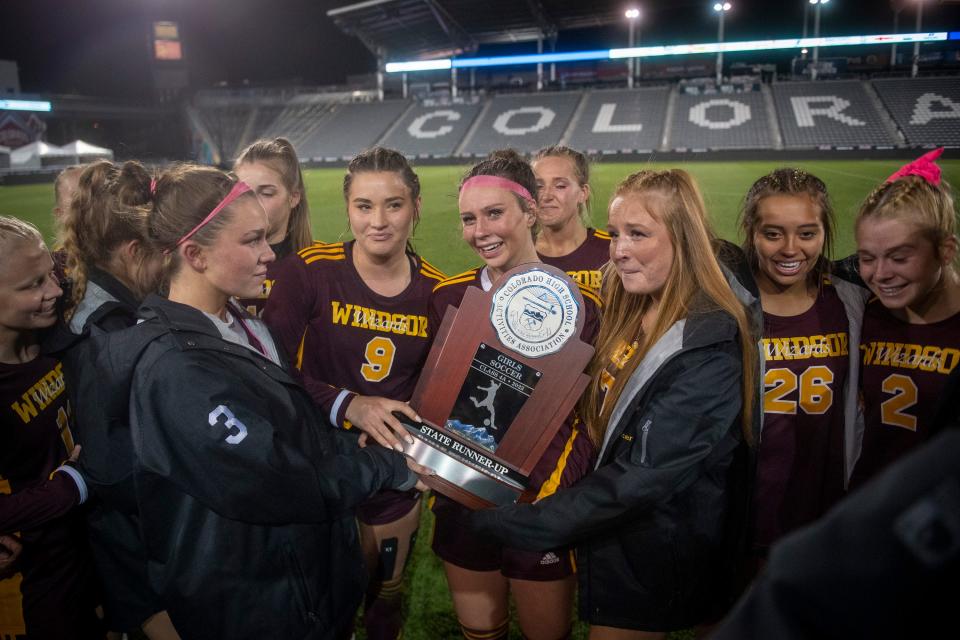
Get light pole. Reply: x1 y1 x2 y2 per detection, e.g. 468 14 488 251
625 8 641 88
891 6 901 69
713 2 731 86
810 0 830 81
802 1 809 59
912 0 927 78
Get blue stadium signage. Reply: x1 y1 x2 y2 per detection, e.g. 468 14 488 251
386 32 950 73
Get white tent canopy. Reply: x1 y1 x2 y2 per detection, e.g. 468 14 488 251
60 139 114 161
9 141 71 169
9 139 114 169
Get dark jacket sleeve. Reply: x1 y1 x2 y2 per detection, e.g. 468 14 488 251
469 345 743 550
712 425 960 640
0 473 79 534
134 351 412 526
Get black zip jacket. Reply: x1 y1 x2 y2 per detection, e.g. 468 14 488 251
44 268 164 631
90 294 415 639
469 306 750 631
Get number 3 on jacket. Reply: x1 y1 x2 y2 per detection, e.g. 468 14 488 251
209 405 248 444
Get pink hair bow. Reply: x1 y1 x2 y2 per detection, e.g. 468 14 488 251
886 147 944 186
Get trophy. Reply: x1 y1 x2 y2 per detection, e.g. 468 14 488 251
398 263 595 509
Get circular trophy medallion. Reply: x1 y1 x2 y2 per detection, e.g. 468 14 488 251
490 267 580 358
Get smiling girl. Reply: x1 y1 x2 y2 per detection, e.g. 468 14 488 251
263 147 444 640
739 168 865 558
850 149 960 486
429 149 600 640
0 215 103 639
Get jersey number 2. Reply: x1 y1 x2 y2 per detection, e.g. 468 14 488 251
361 337 396 382
880 374 918 431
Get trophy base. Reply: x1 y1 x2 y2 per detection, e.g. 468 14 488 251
397 415 529 509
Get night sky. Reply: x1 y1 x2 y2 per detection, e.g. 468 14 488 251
1 0 957 100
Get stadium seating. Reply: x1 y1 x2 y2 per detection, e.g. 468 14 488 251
182 74 960 162
872 78 960 147
772 80 897 148
245 105 287 143
668 89 773 150
295 100 411 160
257 102 338 152
379 102 483 157
564 87 670 153
196 105 254 160
458 92 581 156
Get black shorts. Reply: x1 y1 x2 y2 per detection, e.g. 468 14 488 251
356 488 421 526
430 495 574 581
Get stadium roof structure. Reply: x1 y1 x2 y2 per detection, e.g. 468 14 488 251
327 0 625 60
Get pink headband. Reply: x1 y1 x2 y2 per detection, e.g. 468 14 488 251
168 181 252 253
886 147 944 186
461 175 536 205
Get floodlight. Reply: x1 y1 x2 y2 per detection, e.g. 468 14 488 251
384 59 452 73
0 99 52 112
625 8 641 19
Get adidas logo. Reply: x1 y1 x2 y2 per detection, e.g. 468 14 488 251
539 552 560 566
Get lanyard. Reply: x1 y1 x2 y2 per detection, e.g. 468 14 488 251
227 302 268 357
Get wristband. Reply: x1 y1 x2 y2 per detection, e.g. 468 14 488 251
55 463 89 505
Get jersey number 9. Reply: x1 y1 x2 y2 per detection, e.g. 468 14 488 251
361 336 396 382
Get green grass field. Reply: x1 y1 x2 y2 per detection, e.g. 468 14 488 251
2 158 959 639
4 159 960 277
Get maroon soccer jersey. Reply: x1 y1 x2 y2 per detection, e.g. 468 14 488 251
0 355 102 639
851 301 960 486
597 338 639 417
537 228 610 293
753 284 850 549
1 356 76 527
264 240 446 427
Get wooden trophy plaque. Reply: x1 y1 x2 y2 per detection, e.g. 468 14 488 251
398 263 595 509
